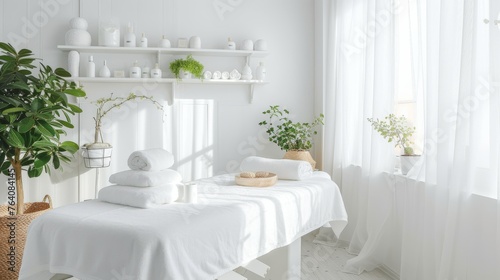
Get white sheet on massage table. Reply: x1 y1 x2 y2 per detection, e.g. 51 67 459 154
20 171 347 280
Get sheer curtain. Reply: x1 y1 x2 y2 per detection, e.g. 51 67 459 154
322 0 399 273
322 0 500 279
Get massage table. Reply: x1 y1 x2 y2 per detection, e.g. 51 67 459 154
19 171 347 280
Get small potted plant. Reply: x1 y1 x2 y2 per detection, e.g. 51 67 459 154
367 114 419 175
259 105 324 169
0 42 85 278
82 93 164 168
169 54 204 79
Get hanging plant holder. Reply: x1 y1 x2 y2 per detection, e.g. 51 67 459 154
82 142 113 168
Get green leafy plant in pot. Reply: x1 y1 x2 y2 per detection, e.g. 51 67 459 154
169 54 204 79
367 113 419 174
259 105 324 169
0 42 85 277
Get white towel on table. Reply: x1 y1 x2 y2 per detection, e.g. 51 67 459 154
240 156 313 180
128 148 175 171
109 169 182 187
98 184 179 208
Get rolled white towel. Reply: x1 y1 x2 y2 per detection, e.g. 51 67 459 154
109 169 182 187
128 148 175 171
98 184 179 208
240 156 313 181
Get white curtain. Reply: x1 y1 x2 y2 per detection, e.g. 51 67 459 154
323 0 500 279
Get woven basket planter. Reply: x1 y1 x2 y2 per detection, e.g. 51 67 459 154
0 195 52 279
283 150 316 169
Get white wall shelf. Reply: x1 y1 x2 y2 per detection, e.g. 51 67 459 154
59 45 268 104
69 77 268 104
57 45 268 58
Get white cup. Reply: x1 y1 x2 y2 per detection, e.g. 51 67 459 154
184 183 198 203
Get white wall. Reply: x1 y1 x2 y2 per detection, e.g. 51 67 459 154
0 0 316 205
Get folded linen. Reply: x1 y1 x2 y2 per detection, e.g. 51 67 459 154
240 156 313 180
98 184 179 208
128 148 175 171
109 169 182 187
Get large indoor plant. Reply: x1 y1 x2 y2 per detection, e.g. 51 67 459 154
169 54 204 79
367 113 419 174
0 42 85 277
82 92 164 168
259 105 324 169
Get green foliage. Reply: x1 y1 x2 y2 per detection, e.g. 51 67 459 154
367 114 416 155
0 42 85 177
169 55 204 79
90 93 164 143
259 105 324 151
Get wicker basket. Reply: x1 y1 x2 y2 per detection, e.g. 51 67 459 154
235 173 277 187
0 195 52 280
283 150 316 169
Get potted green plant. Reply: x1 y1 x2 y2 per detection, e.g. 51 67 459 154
169 54 204 79
259 105 324 169
367 114 419 175
82 92 164 168
0 42 85 278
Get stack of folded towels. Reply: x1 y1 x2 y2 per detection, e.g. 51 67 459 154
98 148 183 209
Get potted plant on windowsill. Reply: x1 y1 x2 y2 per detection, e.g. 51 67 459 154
169 54 204 79
82 93 164 168
368 114 419 175
0 42 85 278
259 105 324 169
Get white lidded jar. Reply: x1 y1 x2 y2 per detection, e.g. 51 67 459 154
150 63 162 78
241 63 252 80
255 61 266 81
123 22 136 47
129 60 141 78
87 55 95 78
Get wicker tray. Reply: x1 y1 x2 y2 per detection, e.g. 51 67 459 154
235 173 277 187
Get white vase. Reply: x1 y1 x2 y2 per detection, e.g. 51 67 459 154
241 63 252 80
65 17 91 46
67 50 79 77
255 62 266 81
99 60 111 78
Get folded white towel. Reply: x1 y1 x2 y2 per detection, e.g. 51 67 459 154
128 148 175 171
240 156 313 180
109 169 182 187
98 184 179 208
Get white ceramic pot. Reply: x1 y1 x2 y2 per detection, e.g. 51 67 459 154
189 36 201 49
241 39 253 50
180 70 192 79
65 17 92 46
400 155 420 175
254 39 268 51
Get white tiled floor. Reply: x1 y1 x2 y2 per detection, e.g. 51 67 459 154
301 232 394 280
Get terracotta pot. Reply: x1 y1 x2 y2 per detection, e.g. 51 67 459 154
0 195 52 279
283 150 316 169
